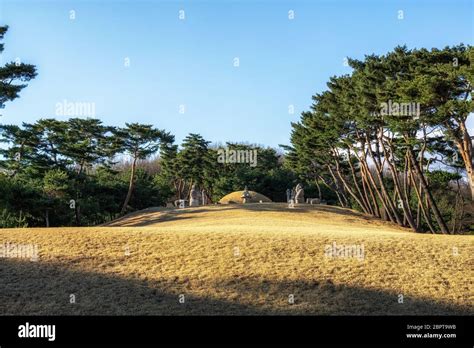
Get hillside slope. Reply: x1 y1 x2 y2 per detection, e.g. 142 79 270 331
0 204 472 315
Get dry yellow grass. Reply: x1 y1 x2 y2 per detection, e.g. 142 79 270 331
0 203 472 315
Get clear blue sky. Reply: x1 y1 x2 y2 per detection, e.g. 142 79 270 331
0 0 472 148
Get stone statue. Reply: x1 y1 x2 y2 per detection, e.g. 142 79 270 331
286 188 291 203
295 183 305 204
189 184 200 206
241 185 251 204
201 189 207 205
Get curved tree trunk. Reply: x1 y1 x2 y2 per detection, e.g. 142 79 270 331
407 148 449 234
447 119 473 201
121 157 137 214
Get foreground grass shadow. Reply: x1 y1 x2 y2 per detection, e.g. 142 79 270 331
103 207 230 227
0 258 471 315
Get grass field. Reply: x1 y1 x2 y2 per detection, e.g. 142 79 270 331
0 203 472 315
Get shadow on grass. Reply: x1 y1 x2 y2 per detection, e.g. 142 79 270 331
0 258 470 315
103 207 233 227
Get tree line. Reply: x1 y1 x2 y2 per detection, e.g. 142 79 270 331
285 45 473 234
0 120 296 227
0 25 472 233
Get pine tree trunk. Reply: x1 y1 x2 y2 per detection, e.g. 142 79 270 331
449 120 473 201
463 154 474 201
45 210 49 228
347 151 371 213
360 159 393 222
327 166 349 207
319 175 344 206
364 141 400 224
354 150 382 218
332 157 370 214
381 141 417 230
315 180 322 201
75 193 81 226
121 157 137 214
75 205 81 226
409 168 435 233
469 171 474 201
408 148 449 234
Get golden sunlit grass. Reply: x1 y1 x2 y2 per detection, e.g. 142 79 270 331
0 203 472 315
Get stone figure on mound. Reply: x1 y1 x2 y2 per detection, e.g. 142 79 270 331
241 186 251 204
190 184 200 207
286 188 291 203
295 183 305 204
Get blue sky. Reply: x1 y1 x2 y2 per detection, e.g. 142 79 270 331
0 0 472 148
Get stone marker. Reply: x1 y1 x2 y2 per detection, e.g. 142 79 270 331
189 185 200 207
288 199 295 209
286 188 291 203
241 186 251 204
307 198 320 204
295 183 305 204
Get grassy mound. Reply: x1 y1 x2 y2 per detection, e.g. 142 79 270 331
0 204 472 315
219 190 272 204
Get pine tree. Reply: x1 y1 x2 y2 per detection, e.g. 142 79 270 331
0 26 37 109
177 133 213 194
115 123 169 214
